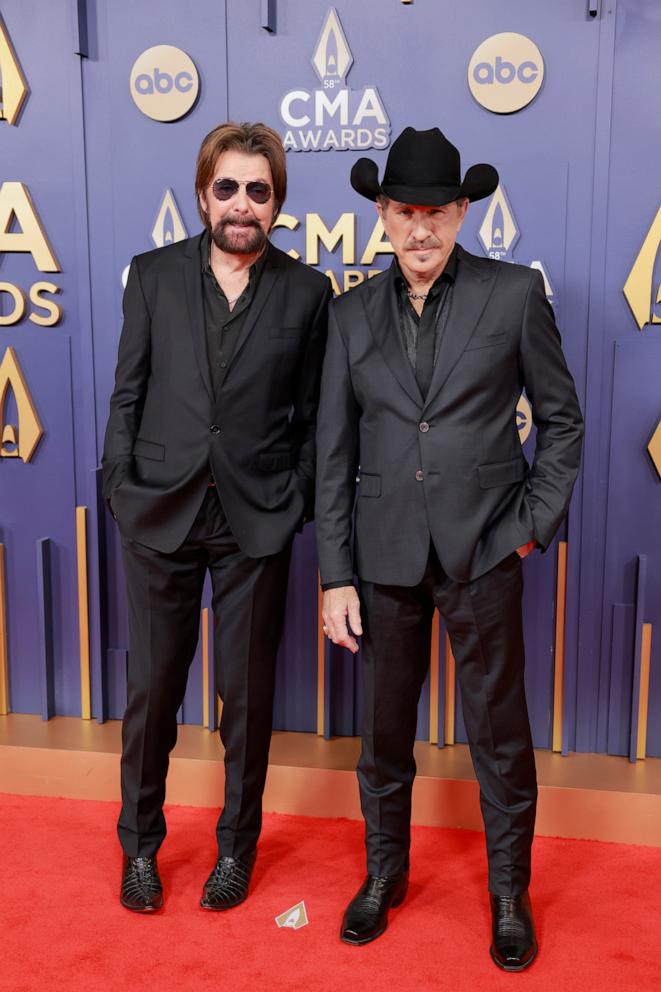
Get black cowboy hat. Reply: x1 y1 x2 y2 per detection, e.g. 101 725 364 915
350 127 498 206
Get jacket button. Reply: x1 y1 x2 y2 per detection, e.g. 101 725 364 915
419 422 430 433
415 470 424 481
210 424 221 435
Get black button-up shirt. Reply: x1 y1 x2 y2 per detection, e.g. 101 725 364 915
200 235 268 396
393 244 458 375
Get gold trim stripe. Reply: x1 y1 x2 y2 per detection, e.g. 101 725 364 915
75 507 91 720
444 631 455 745
637 623 653 760
429 613 440 744
0 543 9 714
201 607 210 726
552 541 568 752
317 580 325 736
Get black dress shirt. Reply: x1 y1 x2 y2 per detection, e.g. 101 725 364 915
201 235 268 396
393 244 458 386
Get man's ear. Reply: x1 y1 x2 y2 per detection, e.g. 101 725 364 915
456 197 469 230
376 199 387 233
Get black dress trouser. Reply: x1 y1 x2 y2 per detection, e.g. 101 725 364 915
117 487 292 859
357 546 537 896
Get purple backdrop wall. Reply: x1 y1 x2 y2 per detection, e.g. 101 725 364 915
1 0 659 757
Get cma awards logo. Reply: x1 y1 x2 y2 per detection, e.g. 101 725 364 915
0 347 43 462
120 188 188 287
0 12 29 126
279 8 391 152
275 900 309 930
468 33 544 114
623 205 661 331
478 183 555 305
130 45 199 122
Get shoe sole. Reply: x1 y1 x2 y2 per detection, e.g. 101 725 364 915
339 886 408 946
120 897 163 914
200 892 249 911
489 942 538 972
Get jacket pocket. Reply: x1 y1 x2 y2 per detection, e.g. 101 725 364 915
477 456 527 489
268 326 303 338
358 472 381 497
256 451 294 471
133 438 165 461
465 332 507 351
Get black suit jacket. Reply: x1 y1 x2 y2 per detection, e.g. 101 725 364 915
315 245 584 586
102 234 332 556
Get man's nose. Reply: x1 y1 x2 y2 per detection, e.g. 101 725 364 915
411 214 432 239
232 185 251 211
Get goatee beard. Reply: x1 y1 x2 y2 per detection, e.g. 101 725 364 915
211 218 267 255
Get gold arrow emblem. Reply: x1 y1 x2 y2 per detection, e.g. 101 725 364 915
0 13 29 126
0 346 43 462
648 418 661 482
623 206 661 331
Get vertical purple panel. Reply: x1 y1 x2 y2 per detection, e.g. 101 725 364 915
106 648 127 718
629 556 647 762
273 527 318 733
603 340 661 756
36 539 55 720
89 469 108 723
607 604 635 756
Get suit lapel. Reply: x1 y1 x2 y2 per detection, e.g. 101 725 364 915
363 265 423 407
183 233 214 403
424 248 498 409
230 243 280 364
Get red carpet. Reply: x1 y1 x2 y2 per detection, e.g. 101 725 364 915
1 794 660 992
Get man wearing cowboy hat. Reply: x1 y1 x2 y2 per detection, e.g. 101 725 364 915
315 127 583 970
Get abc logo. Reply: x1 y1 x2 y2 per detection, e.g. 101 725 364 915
130 45 199 122
468 33 544 114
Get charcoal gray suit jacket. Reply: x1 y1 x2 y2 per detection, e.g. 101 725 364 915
102 233 332 556
315 245 583 586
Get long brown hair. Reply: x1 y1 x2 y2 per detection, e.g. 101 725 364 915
195 121 287 229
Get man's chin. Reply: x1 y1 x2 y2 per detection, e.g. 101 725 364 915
213 227 267 255
404 248 446 274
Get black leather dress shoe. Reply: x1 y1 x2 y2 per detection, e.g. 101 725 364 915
200 853 256 910
120 855 164 913
340 872 409 945
489 891 538 971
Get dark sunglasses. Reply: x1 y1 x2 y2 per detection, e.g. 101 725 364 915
211 178 272 204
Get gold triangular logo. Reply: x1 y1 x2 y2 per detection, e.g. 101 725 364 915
151 188 188 248
623 206 661 331
0 13 29 126
0 347 43 462
478 184 520 261
648 419 661 481
311 8 353 85
275 900 309 930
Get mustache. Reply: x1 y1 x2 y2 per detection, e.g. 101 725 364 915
404 238 442 250
217 216 261 231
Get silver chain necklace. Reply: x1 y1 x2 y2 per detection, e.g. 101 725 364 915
407 290 429 301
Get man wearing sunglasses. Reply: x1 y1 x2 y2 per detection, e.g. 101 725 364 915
103 122 332 914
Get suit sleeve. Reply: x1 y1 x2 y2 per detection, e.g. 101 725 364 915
519 269 584 550
101 257 151 501
314 304 360 585
291 281 333 519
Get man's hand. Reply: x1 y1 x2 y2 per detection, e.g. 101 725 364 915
322 586 363 654
516 540 537 559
